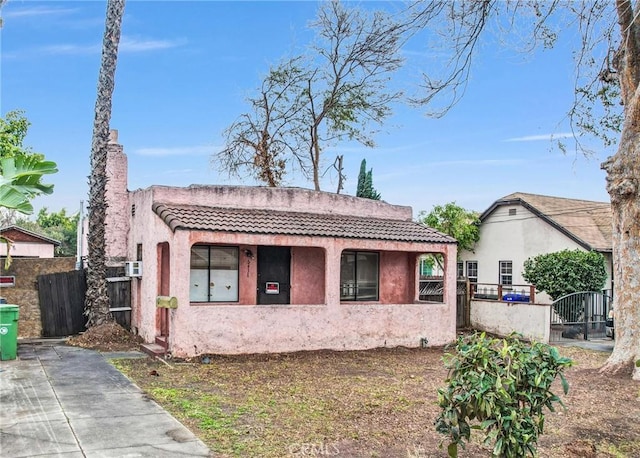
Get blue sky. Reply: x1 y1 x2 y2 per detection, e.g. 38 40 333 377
1 1 613 219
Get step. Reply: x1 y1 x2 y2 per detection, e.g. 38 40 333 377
140 342 166 358
155 335 168 349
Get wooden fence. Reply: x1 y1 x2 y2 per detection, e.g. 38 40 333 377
38 267 131 337
37 270 86 337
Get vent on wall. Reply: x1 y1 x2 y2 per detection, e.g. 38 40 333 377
125 261 142 277
508 208 517 216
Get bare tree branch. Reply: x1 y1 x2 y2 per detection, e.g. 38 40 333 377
214 60 308 187
216 0 405 191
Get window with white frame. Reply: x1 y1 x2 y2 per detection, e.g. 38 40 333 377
499 260 513 285
190 245 239 302
456 262 464 278
340 251 379 301
466 261 478 283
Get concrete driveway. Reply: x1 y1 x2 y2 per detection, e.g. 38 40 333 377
0 341 212 457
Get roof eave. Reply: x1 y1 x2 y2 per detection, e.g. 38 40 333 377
152 203 457 245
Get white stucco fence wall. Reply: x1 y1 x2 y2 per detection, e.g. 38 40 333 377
470 299 551 343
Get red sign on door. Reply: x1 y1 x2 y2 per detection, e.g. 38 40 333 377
265 282 279 294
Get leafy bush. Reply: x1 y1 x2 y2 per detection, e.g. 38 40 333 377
523 249 607 322
435 332 573 457
522 249 607 301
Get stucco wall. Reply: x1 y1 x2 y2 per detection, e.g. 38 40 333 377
470 299 551 343
291 247 325 304
0 257 76 338
0 242 55 258
172 302 452 356
379 251 414 304
144 184 413 221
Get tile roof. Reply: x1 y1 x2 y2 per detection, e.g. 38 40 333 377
152 203 456 244
486 192 612 251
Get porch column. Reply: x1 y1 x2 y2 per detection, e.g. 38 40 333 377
443 243 458 327
324 242 343 310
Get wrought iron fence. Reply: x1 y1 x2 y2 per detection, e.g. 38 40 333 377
549 291 612 342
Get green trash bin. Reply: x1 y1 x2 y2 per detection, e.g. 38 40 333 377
0 304 19 361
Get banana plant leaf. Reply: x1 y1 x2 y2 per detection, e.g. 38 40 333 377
0 156 58 214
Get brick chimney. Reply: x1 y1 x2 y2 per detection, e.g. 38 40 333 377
105 129 130 266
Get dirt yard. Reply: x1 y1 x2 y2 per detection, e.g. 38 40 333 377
70 325 640 457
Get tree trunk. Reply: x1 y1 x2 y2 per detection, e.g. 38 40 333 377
85 0 125 328
311 124 321 191
600 132 640 380
335 155 344 194
599 0 640 380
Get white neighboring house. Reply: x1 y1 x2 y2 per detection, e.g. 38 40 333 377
459 192 613 304
0 225 60 259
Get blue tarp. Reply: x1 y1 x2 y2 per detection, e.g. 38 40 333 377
502 293 530 302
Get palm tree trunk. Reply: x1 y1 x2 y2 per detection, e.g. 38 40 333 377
85 0 126 328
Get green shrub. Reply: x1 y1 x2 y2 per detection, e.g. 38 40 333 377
522 249 607 302
435 332 573 457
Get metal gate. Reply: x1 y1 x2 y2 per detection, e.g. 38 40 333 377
549 291 612 342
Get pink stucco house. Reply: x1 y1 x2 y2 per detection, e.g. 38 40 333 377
104 131 458 358
0 226 60 259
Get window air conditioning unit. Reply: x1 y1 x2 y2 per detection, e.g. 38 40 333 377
125 261 142 277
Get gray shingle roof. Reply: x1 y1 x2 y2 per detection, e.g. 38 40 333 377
485 192 612 251
152 203 456 244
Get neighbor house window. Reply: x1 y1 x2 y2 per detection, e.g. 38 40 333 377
466 261 478 283
457 262 464 278
419 256 433 276
499 260 513 285
340 251 379 301
190 245 239 302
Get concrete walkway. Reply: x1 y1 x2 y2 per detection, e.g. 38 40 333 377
553 338 614 353
0 342 212 457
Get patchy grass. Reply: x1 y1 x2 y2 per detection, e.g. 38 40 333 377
113 346 640 458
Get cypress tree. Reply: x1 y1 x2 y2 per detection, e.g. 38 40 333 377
356 159 381 200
